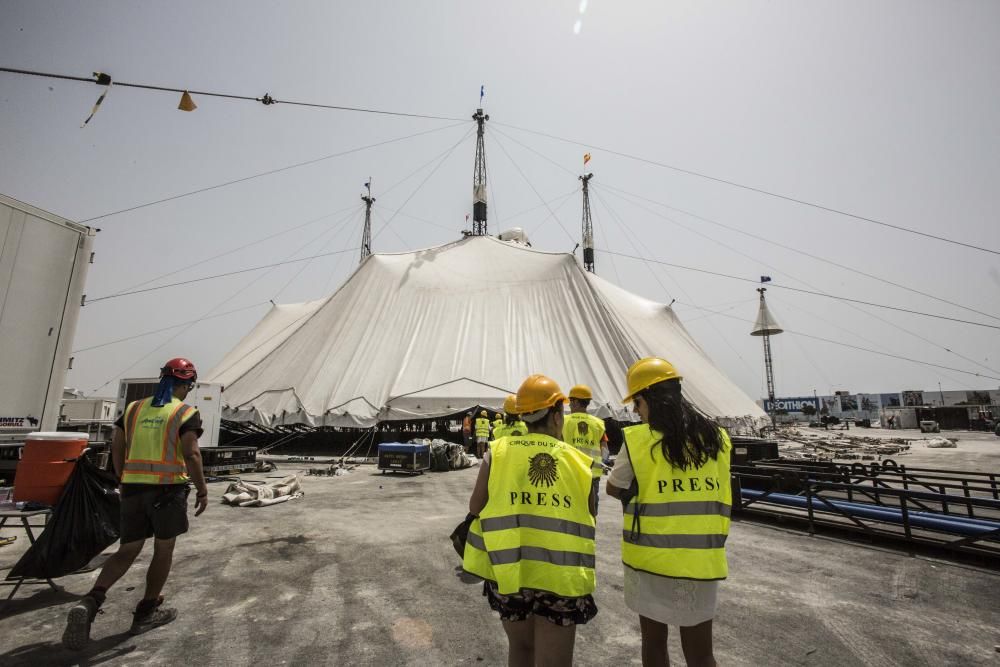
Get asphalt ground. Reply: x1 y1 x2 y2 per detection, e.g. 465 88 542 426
1 455 999 666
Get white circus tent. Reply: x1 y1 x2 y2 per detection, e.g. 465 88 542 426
205 236 766 428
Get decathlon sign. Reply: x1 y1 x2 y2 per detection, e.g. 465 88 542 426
764 397 820 413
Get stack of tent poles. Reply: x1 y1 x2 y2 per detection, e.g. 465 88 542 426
732 459 1000 558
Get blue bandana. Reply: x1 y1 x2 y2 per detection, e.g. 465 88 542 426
152 376 176 407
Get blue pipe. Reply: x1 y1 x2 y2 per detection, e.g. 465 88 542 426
740 488 1000 538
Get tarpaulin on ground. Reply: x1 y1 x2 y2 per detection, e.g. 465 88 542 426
222 475 303 507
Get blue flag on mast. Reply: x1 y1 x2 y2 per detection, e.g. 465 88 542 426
480 85 484 103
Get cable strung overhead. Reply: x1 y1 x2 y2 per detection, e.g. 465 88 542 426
0 66 465 122
676 301 1000 383
601 250 1000 331
85 247 360 304
79 122 467 223
4 65 996 256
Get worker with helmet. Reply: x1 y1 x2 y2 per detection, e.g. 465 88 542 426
63 357 209 650
491 411 503 437
492 394 528 440
563 384 609 514
606 358 731 667
474 409 492 458
464 375 597 665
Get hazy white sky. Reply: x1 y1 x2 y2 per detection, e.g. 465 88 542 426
2 1 998 401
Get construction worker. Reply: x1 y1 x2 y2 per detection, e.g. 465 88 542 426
492 394 528 440
607 357 731 667
563 384 609 515
462 412 473 450
63 358 209 650
492 411 504 437
474 409 491 458
464 375 597 665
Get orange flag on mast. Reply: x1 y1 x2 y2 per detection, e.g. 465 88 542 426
583 153 591 165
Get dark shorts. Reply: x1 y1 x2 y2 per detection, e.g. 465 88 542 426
120 484 190 544
483 581 598 626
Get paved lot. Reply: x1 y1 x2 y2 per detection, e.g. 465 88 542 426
1 462 998 666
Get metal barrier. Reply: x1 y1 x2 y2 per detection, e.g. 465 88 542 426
732 459 1000 558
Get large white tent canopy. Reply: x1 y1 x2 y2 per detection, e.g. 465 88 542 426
206 236 766 428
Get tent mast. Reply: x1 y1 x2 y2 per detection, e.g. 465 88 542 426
472 108 489 236
579 172 595 273
360 179 374 262
751 285 784 428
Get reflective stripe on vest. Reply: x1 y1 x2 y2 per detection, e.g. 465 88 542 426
121 397 196 485
462 518 496 582
481 513 596 539
563 412 605 479
475 433 596 597
621 424 731 581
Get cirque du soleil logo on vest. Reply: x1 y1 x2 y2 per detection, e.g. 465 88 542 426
528 452 559 487
510 451 574 508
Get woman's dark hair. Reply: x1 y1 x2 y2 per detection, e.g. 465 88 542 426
640 379 723 469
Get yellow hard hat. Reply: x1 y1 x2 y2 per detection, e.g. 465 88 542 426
480 410 487 417
503 394 518 415
622 357 682 403
568 384 593 400
515 374 567 414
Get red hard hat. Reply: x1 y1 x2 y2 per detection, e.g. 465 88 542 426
161 357 198 382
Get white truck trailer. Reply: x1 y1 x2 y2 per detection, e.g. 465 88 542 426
0 195 96 439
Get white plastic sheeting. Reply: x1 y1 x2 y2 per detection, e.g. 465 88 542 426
205 237 766 428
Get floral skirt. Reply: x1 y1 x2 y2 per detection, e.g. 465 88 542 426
483 581 598 626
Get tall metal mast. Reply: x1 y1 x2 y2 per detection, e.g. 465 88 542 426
751 286 784 428
472 108 490 236
360 179 374 262
579 172 595 273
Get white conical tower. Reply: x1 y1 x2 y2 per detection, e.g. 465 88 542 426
751 287 783 427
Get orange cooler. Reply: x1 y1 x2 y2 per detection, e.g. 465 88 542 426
13 432 88 505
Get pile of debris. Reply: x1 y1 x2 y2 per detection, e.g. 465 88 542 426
777 428 912 462
409 438 475 471
925 437 958 449
307 462 358 476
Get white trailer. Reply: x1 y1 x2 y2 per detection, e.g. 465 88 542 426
0 195 95 440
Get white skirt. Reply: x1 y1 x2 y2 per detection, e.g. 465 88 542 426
623 567 719 627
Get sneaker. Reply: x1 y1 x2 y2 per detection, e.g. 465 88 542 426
62 596 98 650
129 606 178 635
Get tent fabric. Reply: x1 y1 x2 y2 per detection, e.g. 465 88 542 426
205 237 766 428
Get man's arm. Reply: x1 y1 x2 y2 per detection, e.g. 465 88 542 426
181 431 209 516
111 427 126 480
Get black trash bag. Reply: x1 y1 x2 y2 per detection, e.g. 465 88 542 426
8 455 120 580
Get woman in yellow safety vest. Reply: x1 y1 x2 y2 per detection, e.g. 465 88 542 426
464 375 598 666
607 357 731 667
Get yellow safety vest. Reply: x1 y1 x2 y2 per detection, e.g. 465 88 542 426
492 418 503 433
474 417 491 438
121 397 197 485
493 420 527 440
563 412 606 479
620 424 731 581
463 433 596 597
